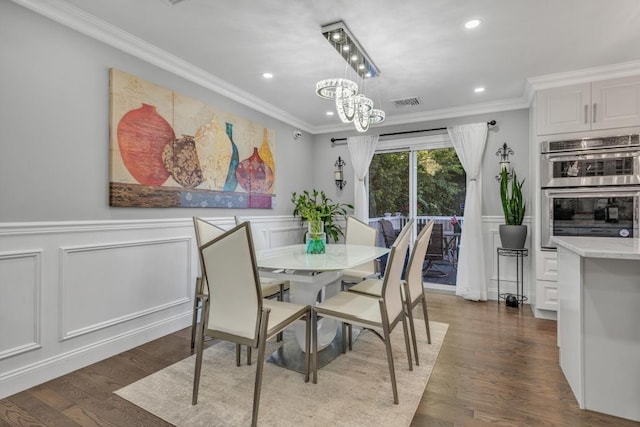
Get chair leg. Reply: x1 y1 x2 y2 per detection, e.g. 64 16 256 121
251 310 270 427
190 278 202 350
247 346 252 365
341 322 347 354
190 295 200 350
312 309 318 384
276 284 284 342
382 326 399 404
348 324 353 351
406 301 420 366
421 295 431 344
236 344 241 367
192 299 208 405
401 314 413 372
304 310 311 383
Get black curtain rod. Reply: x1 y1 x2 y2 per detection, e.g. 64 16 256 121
330 120 496 145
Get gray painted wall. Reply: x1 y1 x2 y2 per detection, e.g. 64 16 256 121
0 1 314 222
0 2 530 223
311 109 531 218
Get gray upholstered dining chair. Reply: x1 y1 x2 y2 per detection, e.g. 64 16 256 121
349 220 435 366
192 222 312 427
341 215 380 290
312 220 414 404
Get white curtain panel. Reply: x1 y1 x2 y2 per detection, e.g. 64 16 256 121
347 135 379 221
447 123 489 301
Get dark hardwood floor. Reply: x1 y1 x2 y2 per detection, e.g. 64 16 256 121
1 293 637 426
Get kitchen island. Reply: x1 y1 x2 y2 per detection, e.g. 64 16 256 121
552 236 640 422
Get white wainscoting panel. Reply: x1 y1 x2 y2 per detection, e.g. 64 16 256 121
0 250 42 360
60 237 192 340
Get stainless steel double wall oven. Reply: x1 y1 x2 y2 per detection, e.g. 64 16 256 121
541 134 640 249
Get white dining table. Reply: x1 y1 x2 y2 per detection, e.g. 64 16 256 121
257 244 389 353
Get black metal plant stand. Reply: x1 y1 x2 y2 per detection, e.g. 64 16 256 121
496 247 528 307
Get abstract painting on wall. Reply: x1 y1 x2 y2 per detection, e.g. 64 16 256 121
109 68 275 208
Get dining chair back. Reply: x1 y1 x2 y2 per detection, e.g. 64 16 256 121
406 220 434 306
235 216 266 251
191 217 226 349
381 219 413 326
202 223 262 338
341 216 379 288
403 220 435 363
193 222 311 427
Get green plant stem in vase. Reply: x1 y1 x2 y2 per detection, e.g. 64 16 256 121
291 189 353 246
306 220 326 254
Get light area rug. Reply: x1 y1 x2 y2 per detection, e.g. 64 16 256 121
115 321 448 427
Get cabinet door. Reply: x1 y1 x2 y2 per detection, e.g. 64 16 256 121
537 83 591 135
591 75 640 130
536 83 591 135
536 280 558 311
535 249 558 281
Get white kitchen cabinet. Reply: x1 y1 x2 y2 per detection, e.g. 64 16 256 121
537 75 640 135
554 238 640 422
534 249 558 311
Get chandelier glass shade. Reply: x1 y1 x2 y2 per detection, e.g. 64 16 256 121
315 78 358 100
335 85 357 123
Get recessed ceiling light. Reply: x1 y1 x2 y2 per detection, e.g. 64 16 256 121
332 32 341 41
358 64 365 70
465 19 481 29
351 54 358 62
326 111 334 116
365 71 372 78
474 86 485 93
262 72 273 79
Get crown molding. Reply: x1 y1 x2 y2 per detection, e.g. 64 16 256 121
526 59 640 94
309 97 530 135
10 0 316 133
18 0 638 137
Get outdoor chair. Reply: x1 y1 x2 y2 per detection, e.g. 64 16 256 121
379 218 399 248
423 223 448 277
192 222 311 427
312 220 414 404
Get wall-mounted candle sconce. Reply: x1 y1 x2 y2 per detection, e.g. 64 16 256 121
496 142 514 181
334 156 346 190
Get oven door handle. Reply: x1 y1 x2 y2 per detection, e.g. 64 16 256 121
543 149 640 161
543 186 640 197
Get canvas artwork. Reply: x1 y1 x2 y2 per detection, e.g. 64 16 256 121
109 68 276 208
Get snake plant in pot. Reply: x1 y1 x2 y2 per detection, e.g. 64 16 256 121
499 168 527 249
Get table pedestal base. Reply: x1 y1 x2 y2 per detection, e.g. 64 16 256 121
267 326 361 373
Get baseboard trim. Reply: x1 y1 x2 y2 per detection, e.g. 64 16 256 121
0 311 191 400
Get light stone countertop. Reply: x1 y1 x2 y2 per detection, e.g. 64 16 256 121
551 236 640 260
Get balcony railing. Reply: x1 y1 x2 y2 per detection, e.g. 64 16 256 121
369 215 463 234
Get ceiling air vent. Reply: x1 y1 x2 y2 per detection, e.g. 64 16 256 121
392 97 422 108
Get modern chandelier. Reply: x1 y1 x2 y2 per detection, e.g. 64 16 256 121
315 21 385 132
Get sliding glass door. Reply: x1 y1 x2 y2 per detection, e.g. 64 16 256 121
368 143 465 287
